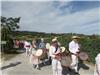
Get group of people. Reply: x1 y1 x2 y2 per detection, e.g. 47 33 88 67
24 38 47 70
23 36 100 75
49 36 81 75
23 36 81 75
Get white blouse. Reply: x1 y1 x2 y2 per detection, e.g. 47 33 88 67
69 40 80 54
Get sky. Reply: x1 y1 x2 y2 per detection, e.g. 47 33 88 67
1 1 100 35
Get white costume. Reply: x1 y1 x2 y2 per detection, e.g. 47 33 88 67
69 40 80 72
49 45 62 75
24 41 31 56
94 53 100 75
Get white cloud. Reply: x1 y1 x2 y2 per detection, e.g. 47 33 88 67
1 1 100 35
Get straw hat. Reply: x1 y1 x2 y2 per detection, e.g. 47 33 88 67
72 36 80 39
52 38 57 42
35 49 43 56
54 37 58 39
60 47 66 53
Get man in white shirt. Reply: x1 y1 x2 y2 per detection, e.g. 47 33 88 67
49 38 62 75
69 36 80 74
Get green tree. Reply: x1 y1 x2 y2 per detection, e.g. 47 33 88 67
1 16 20 52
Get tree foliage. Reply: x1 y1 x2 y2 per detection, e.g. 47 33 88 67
1 16 20 40
1 16 20 51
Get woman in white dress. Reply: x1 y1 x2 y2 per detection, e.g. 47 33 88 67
30 39 40 70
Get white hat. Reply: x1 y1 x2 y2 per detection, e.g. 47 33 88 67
52 38 57 42
54 37 58 39
35 49 43 56
41 38 44 42
60 47 66 52
72 36 80 39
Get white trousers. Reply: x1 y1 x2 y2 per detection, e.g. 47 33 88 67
70 54 78 72
52 59 62 75
25 47 30 56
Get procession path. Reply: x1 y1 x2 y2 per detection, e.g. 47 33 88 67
1 52 95 75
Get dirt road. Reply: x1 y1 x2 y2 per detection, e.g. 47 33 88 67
1 53 95 75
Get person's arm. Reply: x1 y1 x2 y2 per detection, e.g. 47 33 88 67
49 46 56 58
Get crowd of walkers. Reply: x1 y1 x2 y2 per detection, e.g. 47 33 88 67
13 36 100 75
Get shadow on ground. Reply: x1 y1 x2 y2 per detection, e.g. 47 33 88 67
1 61 21 70
62 61 90 75
78 60 89 71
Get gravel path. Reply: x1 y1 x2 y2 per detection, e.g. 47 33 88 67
1 53 95 75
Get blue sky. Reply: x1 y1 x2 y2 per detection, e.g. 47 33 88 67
1 1 100 35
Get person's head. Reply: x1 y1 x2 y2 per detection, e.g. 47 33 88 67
41 38 44 42
72 36 80 43
51 38 58 45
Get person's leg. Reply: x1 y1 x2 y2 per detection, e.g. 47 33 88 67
57 61 62 75
26 48 28 56
74 57 78 72
52 59 57 75
71 55 78 72
36 58 41 70
28 48 32 56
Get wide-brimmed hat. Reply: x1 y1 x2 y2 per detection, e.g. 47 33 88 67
60 47 66 53
52 38 57 42
72 36 80 39
35 49 43 56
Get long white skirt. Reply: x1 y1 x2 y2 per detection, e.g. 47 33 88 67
30 50 39 65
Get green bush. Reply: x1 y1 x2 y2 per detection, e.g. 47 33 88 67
80 38 100 63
